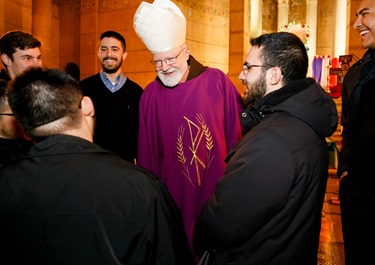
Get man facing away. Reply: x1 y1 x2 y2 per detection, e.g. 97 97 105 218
80 30 143 164
338 1 375 264
133 0 244 260
0 30 42 166
0 67 194 265
193 32 338 265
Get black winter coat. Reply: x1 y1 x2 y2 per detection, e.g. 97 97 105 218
194 78 338 265
0 134 194 265
337 49 375 192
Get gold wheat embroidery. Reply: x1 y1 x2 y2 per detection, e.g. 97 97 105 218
197 114 215 168
177 126 194 187
176 114 215 187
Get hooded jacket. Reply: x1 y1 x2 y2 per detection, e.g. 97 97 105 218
194 78 338 265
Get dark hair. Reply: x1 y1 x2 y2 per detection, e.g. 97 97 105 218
7 67 83 136
99 30 126 51
64 62 80 81
0 31 41 67
250 32 308 82
0 79 8 112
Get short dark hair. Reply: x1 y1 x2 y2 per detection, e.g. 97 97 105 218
0 79 8 112
0 31 41 67
250 32 308 82
64 62 80 81
7 67 83 137
99 30 126 51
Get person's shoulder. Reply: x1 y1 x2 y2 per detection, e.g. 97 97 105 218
79 73 100 85
79 74 101 94
125 78 144 91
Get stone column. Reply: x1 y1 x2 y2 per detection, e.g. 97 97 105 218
278 0 289 30
32 0 53 67
228 0 250 95
306 0 318 77
334 0 348 57
251 0 262 38
59 0 81 70
80 0 99 80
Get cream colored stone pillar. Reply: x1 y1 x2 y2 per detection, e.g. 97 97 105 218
306 0 318 77
334 0 348 57
277 0 289 30
251 0 262 38
32 0 52 67
228 0 250 95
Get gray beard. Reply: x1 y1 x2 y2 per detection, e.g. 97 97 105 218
157 63 188 87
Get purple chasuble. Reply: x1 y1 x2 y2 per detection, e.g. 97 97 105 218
137 67 243 253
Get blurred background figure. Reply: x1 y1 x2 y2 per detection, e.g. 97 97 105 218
64 62 80 81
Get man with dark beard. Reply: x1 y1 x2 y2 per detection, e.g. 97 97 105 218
80 31 143 164
193 32 338 265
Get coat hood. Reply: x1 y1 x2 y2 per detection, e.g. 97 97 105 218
240 78 338 138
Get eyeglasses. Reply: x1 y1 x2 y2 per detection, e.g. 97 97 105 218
151 48 186 68
0 113 14 116
242 62 274 75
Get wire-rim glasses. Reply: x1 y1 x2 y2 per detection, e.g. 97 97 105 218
151 48 187 68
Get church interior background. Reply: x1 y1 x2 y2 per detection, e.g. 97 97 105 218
1 1 362 263
0 0 365 149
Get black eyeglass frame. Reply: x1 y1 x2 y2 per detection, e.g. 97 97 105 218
0 113 14 116
242 62 275 75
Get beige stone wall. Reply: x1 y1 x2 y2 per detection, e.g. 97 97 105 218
317 0 335 57
262 0 278 33
59 0 80 71
289 0 306 24
177 0 230 73
0 0 33 34
0 0 369 86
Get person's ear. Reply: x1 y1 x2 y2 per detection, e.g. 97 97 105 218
1 54 12 67
268 66 283 86
183 47 190 59
122 51 128 61
81 96 95 118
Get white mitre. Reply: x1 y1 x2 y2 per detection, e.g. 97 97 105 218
133 0 186 54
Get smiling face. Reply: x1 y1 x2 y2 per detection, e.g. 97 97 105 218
353 0 375 49
153 45 190 87
97 37 127 75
